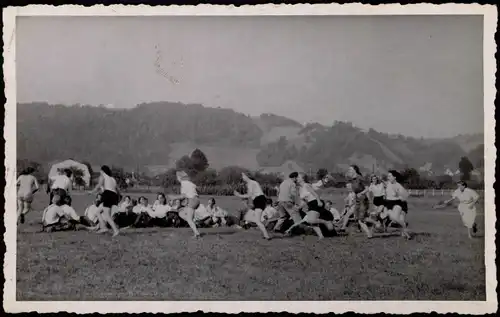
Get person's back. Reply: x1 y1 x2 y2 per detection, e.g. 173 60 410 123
18 174 38 196
51 174 71 192
102 173 117 192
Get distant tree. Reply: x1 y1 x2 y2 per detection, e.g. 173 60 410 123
176 155 197 177
401 168 420 187
217 166 250 185
190 148 209 172
316 168 328 181
458 156 474 181
193 168 218 186
161 168 178 188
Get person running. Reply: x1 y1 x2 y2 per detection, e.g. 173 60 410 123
88 165 120 237
381 170 411 239
437 181 480 239
273 172 301 232
16 167 40 224
49 169 73 205
234 173 272 240
340 165 372 238
284 173 335 240
171 171 202 238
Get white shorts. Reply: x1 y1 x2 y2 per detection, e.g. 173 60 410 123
458 204 477 229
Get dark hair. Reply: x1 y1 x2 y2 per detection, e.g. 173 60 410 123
139 196 148 203
157 193 167 205
209 197 216 205
289 172 299 179
457 181 468 188
266 198 273 205
388 170 403 183
21 167 36 175
299 172 310 184
101 165 112 177
326 200 333 204
124 195 131 200
132 199 138 206
64 195 72 205
64 169 72 177
350 165 362 177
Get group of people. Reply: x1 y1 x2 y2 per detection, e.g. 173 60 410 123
16 163 481 240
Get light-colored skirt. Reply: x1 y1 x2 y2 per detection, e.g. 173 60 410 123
458 203 477 229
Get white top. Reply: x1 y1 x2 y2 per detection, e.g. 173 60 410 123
85 204 101 223
118 201 132 212
132 204 154 215
278 178 296 202
369 183 386 197
42 204 65 226
299 184 317 202
261 206 280 222
194 204 211 221
247 180 264 200
180 180 198 199
311 180 324 191
61 205 80 221
452 188 479 205
329 207 341 220
150 204 171 218
17 174 39 196
385 182 409 201
102 173 118 193
50 175 72 192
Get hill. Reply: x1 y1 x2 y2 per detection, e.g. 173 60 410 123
17 102 483 176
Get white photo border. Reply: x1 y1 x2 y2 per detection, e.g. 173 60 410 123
3 3 497 314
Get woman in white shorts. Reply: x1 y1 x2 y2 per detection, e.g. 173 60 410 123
440 181 480 239
17 167 39 224
234 173 271 240
172 171 201 238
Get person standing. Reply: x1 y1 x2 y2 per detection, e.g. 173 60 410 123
273 172 301 232
16 167 40 224
49 169 73 205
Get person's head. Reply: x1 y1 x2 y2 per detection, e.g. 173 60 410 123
51 194 62 206
297 172 309 185
64 168 72 178
266 198 273 206
138 196 148 206
173 199 180 208
124 195 131 203
208 197 216 207
346 183 353 193
289 172 299 182
176 170 189 182
347 165 362 179
64 195 72 206
95 193 103 205
21 167 35 175
100 165 112 177
387 170 401 184
157 193 167 205
325 200 333 209
457 181 468 191
371 175 381 184
131 198 138 206
167 198 173 206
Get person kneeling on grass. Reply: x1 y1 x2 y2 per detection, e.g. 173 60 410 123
261 198 281 230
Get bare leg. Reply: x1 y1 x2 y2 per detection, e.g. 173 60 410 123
180 207 201 237
341 207 354 230
358 220 373 238
251 208 271 239
389 207 410 239
312 226 325 240
101 206 120 236
17 199 23 223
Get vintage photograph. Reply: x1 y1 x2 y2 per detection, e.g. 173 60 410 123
3 4 497 314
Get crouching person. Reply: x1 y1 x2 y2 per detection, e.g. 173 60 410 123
41 194 76 232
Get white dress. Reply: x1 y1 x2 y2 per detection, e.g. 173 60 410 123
452 188 479 229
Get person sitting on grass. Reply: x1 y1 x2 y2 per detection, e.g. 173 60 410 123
127 196 154 228
324 200 342 223
339 183 357 231
147 193 173 227
115 195 133 216
41 194 77 232
206 197 230 227
80 193 103 228
261 198 281 230
194 203 213 228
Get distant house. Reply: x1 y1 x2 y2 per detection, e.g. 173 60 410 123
259 160 305 177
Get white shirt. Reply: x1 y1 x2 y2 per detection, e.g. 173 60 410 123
207 205 228 218
299 184 317 202
247 180 264 200
452 188 479 205
102 174 118 193
369 183 385 197
85 204 101 223
194 204 211 221
311 180 324 191
51 175 72 192
42 204 65 225
261 206 280 222
62 205 80 221
17 174 39 196
118 201 132 213
385 182 408 201
132 204 154 216
180 180 198 199
150 204 171 218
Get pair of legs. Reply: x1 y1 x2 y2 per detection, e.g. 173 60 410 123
17 196 33 224
380 204 410 239
179 198 201 238
243 208 271 240
96 204 120 236
285 210 334 240
273 201 302 232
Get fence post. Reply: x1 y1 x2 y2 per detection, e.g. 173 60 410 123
432 188 435 196
441 189 444 196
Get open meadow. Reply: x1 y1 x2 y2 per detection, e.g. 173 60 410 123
16 191 486 301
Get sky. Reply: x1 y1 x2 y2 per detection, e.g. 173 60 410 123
16 15 484 138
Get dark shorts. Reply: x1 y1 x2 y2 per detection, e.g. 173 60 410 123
373 196 385 207
101 190 119 208
252 195 267 211
384 199 408 212
307 200 334 221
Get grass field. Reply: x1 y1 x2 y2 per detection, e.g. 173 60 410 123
16 191 486 301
